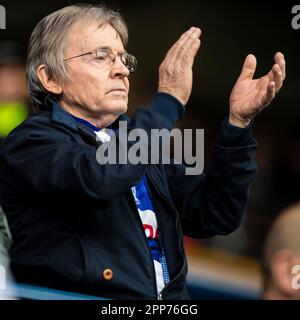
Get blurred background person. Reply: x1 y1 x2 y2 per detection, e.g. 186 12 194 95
0 41 27 300
0 40 28 265
262 202 300 300
0 41 29 141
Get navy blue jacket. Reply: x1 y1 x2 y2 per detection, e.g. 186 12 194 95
0 93 257 299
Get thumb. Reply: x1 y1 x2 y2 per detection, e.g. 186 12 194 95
238 54 257 80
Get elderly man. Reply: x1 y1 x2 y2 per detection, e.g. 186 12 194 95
0 4 285 299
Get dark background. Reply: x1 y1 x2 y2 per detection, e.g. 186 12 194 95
0 0 299 258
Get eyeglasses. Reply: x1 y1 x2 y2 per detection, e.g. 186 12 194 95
64 48 137 73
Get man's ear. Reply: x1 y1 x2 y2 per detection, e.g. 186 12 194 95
270 249 298 297
37 65 62 95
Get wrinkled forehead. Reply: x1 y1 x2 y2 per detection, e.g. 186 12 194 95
66 22 124 56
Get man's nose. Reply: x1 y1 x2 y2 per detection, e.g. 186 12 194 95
110 56 130 78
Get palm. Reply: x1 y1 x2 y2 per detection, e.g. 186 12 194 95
230 75 270 119
229 53 285 122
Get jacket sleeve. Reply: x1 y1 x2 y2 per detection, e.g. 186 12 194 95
164 118 257 238
0 93 184 202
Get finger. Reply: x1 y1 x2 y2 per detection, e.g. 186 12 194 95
171 28 200 56
238 54 257 80
271 64 283 93
172 27 201 60
190 38 201 60
161 28 193 70
164 27 195 63
262 81 276 106
178 38 201 68
274 52 286 80
168 28 193 53
177 28 201 64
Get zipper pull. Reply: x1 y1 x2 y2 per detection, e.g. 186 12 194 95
158 292 163 300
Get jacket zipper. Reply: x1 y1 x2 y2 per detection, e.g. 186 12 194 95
147 169 187 300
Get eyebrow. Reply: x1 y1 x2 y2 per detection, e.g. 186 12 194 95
95 46 125 54
97 46 110 51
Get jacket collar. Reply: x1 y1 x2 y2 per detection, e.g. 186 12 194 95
49 99 130 133
50 100 79 132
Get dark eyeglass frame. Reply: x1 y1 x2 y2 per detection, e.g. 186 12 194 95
64 48 137 73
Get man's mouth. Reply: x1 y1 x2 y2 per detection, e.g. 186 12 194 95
107 88 127 94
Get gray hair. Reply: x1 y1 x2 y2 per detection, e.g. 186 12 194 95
27 3 128 110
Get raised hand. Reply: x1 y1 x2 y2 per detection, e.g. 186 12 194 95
158 27 201 106
229 52 286 127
